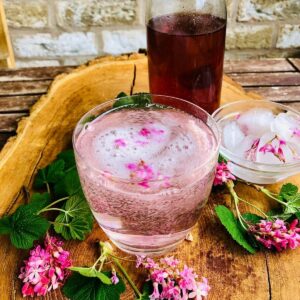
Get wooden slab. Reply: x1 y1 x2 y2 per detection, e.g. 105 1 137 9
0 54 299 300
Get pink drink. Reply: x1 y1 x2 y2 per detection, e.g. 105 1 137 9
74 101 219 255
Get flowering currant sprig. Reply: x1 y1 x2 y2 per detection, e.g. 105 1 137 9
214 159 300 253
19 234 72 297
136 256 210 300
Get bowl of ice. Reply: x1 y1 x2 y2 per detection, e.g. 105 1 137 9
212 100 300 184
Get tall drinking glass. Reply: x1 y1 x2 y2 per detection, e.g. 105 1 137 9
146 0 227 114
73 95 220 255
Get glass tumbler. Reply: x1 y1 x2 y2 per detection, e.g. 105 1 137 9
146 0 227 114
73 95 220 255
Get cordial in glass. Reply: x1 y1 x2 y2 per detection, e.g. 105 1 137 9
146 0 227 114
73 95 220 255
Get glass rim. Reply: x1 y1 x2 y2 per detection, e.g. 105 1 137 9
73 94 221 183
212 99 300 170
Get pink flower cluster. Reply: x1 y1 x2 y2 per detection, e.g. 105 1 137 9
249 219 300 251
259 138 286 162
19 234 72 297
136 256 210 300
126 160 155 188
213 162 236 186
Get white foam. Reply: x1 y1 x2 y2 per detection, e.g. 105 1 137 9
76 109 216 180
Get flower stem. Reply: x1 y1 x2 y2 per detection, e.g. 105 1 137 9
37 196 69 214
252 185 288 207
237 197 269 219
226 181 248 230
40 207 69 214
111 256 142 298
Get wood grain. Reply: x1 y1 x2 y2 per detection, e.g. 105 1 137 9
245 86 300 101
230 72 300 87
0 66 74 82
224 59 295 73
288 58 300 72
0 112 26 132
0 80 52 96
0 95 39 112
0 55 299 300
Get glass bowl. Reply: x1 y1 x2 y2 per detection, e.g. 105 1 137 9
212 100 300 184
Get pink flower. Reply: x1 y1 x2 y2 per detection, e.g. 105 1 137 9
293 128 300 137
139 128 152 137
259 137 287 162
189 277 211 299
214 162 236 186
126 160 154 188
245 138 260 161
136 256 210 300
111 270 119 285
114 138 126 148
259 143 276 154
160 256 179 267
249 219 300 251
19 234 72 297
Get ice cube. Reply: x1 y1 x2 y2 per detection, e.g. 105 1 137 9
237 108 275 136
234 135 258 160
222 121 245 152
255 132 294 164
271 112 300 142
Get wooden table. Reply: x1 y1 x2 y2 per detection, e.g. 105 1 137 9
1 58 300 147
0 57 300 300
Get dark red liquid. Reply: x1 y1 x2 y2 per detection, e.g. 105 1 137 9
147 13 226 114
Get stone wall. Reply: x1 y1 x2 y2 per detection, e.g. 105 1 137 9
3 0 300 67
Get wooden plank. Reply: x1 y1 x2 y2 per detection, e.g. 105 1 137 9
0 113 26 132
288 58 300 72
0 66 74 82
0 95 39 112
0 80 51 96
230 72 300 87
282 102 300 112
245 86 300 101
224 59 295 73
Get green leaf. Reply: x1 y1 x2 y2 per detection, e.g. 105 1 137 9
215 205 256 254
54 213 72 240
65 192 92 218
9 205 50 249
0 216 12 234
279 183 298 201
242 213 263 224
137 281 152 300
295 212 300 221
63 272 125 300
113 93 152 109
69 218 91 240
116 92 128 98
288 194 300 208
27 193 50 213
34 159 65 188
69 267 112 285
218 155 228 163
47 160 65 183
63 168 81 196
57 150 76 170
81 115 97 125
